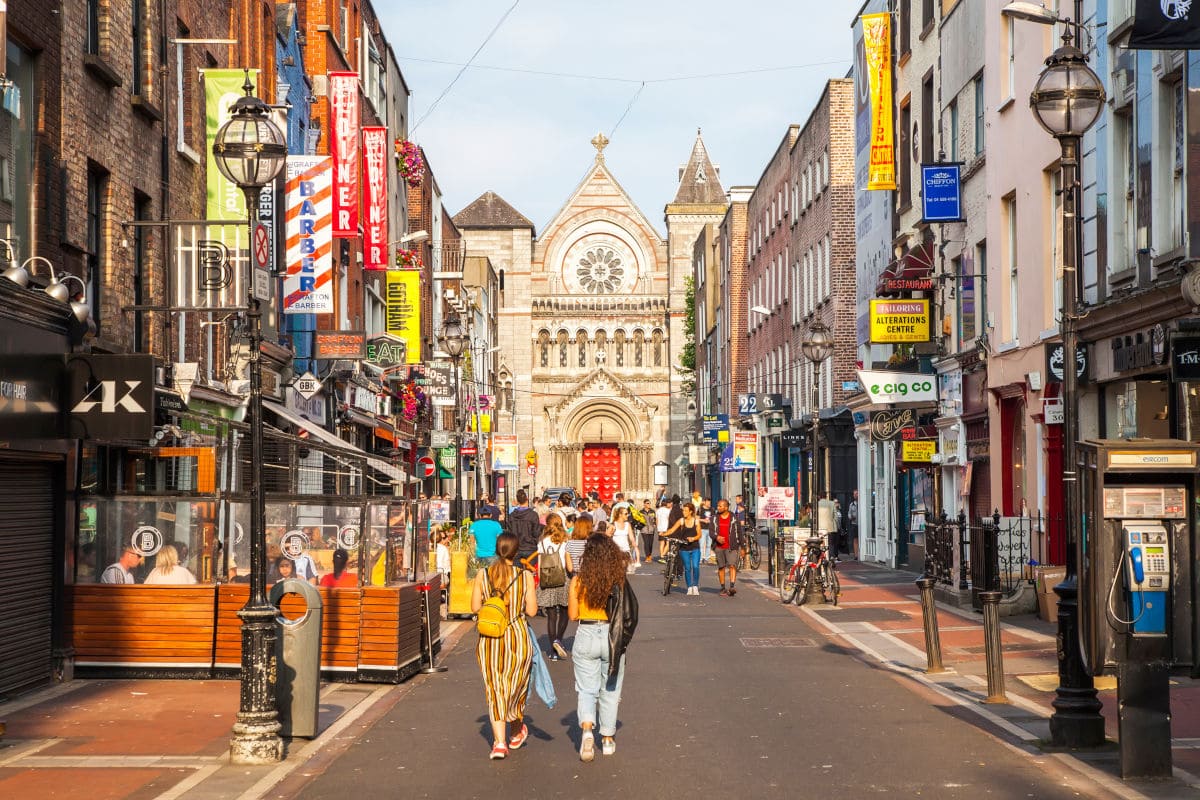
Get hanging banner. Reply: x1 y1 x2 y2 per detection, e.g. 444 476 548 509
862 13 896 191
329 72 360 237
283 156 334 314
361 126 389 270
492 434 518 471
1129 0 1200 49
204 69 259 221
385 270 421 364
733 431 759 469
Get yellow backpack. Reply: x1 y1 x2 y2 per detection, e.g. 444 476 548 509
477 570 520 638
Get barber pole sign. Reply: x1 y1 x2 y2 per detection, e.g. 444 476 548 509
329 72 359 237
283 156 334 314
362 127 389 270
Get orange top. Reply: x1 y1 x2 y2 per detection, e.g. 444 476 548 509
572 580 608 621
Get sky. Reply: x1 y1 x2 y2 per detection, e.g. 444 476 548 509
377 1 855 235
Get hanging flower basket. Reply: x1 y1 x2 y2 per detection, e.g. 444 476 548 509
395 139 426 188
398 380 428 422
394 247 424 269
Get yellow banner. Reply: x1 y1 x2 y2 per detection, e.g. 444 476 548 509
863 13 896 191
869 299 930 343
902 440 936 462
385 271 421 364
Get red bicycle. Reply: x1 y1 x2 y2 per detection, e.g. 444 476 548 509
779 536 840 606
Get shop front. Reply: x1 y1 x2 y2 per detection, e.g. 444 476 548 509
68 408 436 682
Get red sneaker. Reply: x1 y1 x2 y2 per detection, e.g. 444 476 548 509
490 742 508 760
508 724 529 749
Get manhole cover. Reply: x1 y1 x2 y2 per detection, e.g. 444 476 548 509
739 637 817 648
810 607 909 623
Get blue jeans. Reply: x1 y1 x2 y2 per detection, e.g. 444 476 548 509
680 548 700 588
572 622 626 737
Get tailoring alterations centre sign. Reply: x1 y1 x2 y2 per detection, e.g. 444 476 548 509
869 299 930 343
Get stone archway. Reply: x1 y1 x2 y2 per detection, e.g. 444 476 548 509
551 399 655 496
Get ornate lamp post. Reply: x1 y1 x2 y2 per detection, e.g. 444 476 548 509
1029 34 1106 749
801 321 834 525
439 315 467 523
212 73 288 765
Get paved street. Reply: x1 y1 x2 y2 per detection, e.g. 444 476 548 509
293 564 1107 800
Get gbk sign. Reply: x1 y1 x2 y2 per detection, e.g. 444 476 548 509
0 354 154 440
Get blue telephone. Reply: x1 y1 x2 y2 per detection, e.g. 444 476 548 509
1121 525 1170 636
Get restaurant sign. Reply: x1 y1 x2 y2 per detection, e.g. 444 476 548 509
366 335 407 369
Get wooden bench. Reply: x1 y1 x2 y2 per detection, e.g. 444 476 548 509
67 585 218 668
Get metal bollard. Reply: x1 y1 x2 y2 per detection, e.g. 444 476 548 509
979 590 1008 703
418 579 447 675
915 578 946 674
270 579 323 738
772 531 785 587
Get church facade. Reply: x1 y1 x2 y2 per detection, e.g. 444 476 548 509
454 133 726 501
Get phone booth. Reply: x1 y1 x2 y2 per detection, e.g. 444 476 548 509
1078 440 1200 778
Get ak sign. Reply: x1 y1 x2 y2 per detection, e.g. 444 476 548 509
856 370 937 405
0 354 154 440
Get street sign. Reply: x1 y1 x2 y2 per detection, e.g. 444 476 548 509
461 442 477 456
527 464 537 476
417 456 435 479
293 371 321 401
430 430 451 448
254 223 270 268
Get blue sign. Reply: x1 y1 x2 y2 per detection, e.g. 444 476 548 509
718 442 737 473
702 413 729 441
920 163 964 223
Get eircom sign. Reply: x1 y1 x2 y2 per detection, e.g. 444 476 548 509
856 370 936 405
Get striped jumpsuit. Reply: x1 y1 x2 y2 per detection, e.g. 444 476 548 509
476 569 534 722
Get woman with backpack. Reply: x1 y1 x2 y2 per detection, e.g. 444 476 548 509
568 533 638 762
536 516 574 661
471 532 538 760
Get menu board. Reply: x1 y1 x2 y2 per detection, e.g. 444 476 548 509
1101 486 1187 519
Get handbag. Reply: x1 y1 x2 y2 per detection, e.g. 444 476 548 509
477 570 520 638
538 543 567 589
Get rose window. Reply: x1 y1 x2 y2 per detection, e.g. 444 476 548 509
576 248 626 294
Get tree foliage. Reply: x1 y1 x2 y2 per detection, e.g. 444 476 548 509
677 275 697 395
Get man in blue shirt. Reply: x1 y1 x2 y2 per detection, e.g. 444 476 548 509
470 507 503 560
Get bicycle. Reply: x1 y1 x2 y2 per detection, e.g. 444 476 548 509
662 539 683 596
779 537 839 606
738 528 761 571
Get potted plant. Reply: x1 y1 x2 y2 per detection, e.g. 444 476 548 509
394 139 426 188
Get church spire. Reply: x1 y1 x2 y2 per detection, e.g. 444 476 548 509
671 129 725 204
591 132 610 163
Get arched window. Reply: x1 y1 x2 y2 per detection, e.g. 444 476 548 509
595 330 607 367
558 330 569 367
652 329 664 367
577 330 587 368
633 330 645 367
614 330 626 367
537 330 550 368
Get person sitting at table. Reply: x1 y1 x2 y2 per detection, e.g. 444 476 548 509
144 544 197 585
319 548 357 588
268 556 297 584
101 546 143 584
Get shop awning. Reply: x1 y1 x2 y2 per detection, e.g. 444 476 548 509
877 239 935 295
263 399 413 483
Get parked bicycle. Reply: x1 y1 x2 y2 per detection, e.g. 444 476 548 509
738 527 761 571
779 536 839 606
662 539 684 596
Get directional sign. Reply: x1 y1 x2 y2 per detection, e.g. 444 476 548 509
293 371 322 401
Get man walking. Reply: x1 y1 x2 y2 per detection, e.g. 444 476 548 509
712 499 743 596
698 496 715 564
847 489 859 560
508 488 543 569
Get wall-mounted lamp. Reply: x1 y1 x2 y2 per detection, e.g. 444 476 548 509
2 255 57 289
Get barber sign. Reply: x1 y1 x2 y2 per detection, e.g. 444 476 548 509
283 156 333 314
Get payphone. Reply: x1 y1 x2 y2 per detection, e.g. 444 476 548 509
1078 440 1200 779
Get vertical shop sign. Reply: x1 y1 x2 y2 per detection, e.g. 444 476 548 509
283 156 334 314
385 270 421 364
329 72 360 237
203 69 258 221
862 13 896 191
361 126 389 270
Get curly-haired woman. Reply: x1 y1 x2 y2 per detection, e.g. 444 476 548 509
568 533 638 761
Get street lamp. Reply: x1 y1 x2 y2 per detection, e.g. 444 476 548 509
1029 31 1106 749
801 321 833 518
212 72 287 765
439 315 467 523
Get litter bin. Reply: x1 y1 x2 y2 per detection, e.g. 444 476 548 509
270 579 322 738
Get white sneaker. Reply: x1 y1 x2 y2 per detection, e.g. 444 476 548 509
580 731 595 762
601 737 616 756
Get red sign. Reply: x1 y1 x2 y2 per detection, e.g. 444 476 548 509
527 465 537 476
329 72 360 237
254 223 270 268
417 456 435 479
461 442 477 456
313 330 366 359
361 126 389 270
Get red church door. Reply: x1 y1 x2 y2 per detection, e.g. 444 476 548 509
581 443 621 502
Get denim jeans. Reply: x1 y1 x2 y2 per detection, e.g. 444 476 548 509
680 548 700 588
572 622 626 737
699 530 711 561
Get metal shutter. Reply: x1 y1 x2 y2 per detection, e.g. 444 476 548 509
0 460 55 698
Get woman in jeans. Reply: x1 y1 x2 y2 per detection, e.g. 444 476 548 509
662 501 703 595
568 534 630 761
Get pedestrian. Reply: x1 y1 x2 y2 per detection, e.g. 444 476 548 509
470 506 503 567
320 548 357 588
711 499 744 596
471 532 538 760
832 499 843 561
536 516 573 661
848 489 860 559
654 496 673 561
143 544 196 585
589 497 608 529
610 506 638 569
564 513 591 574
101 546 143 584
568 533 638 761
698 497 715 564
662 502 704 595
636 498 656 564
611 492 630 514
507 488 544 571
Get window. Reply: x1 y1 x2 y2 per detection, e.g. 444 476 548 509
1171 79 1185 248
921 74 934 165
821 150 829 188
815 242 824 302
1006 18 1015 101
87 164 109 333
558 331 568 367
340 1 351 52
1004 196 1018 341
823 236 832 300
133 193 152 351
900 0 911 56
974 75 985 155
132 0 145 93
804 250 814 314
634 331 644 366
653 330 663 367
1115 106 1135 270
899 101 912 208
578 335 586 368
86 0 101 55
615 331 625 367
539 331 549 367
948 100 959 162
922 0 935 29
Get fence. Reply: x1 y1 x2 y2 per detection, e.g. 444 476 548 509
924 511 1056 607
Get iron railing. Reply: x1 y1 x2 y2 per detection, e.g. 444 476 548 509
924 510 1055 607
